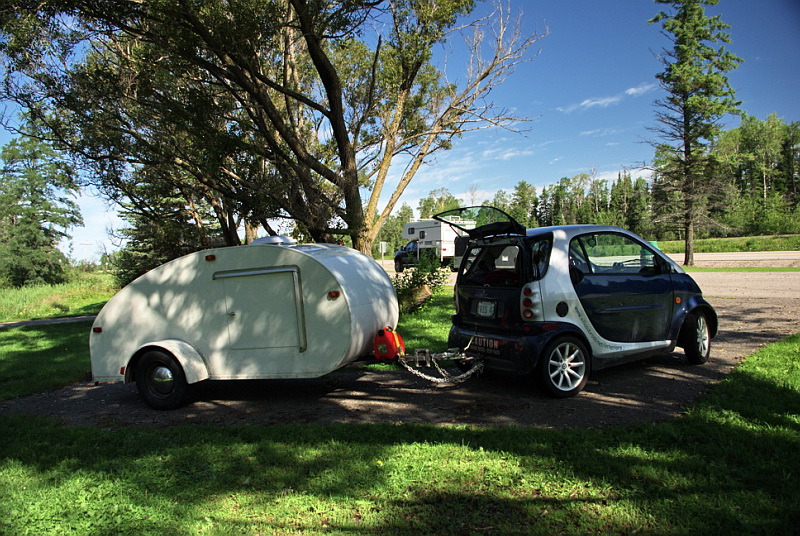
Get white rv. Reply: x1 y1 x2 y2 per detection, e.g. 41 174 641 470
90 242 399 409
394 218 474 272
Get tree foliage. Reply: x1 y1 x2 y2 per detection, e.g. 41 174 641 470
0 137 82 287
0 0 543 257
649 0 742 264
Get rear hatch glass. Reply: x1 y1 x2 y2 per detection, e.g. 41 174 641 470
433 206 525 239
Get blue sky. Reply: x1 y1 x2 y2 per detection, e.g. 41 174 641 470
2 0 799 261
399 0 800 207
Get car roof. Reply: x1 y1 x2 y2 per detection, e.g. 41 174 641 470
525 224 632 239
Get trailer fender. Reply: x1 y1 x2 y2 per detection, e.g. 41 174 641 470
127 340 210 385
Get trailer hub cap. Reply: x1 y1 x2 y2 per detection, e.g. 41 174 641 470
150 366 175 395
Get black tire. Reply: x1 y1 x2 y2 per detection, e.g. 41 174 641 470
394 259 404 272
682 311 711 364
536 336 590 398
135 350 189 410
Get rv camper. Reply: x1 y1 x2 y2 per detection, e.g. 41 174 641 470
394 218 474 272
90 242 399 410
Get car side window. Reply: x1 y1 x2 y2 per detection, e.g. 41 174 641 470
571 233 658 275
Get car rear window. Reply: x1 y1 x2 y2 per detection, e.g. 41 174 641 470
461 237 551 287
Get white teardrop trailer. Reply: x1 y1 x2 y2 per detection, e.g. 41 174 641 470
90 239 406 409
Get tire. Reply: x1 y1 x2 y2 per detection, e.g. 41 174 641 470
394 259 404 272
135 350 189 410
682 311 711 365
536 336 590 398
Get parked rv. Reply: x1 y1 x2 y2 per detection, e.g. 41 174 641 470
90 242 399 409
394 218 474 272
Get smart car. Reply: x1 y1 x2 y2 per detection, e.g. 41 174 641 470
434 206 718 398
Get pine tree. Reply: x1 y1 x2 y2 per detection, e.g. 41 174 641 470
649 0 741 264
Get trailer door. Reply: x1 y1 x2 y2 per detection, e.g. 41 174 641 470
214 266 307 351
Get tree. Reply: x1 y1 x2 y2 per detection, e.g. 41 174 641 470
0 137 82 287
713 114 800 235
649 0 741 265
508 180 538 228
372 202 414 258
0 0 544 255
417 188 461 219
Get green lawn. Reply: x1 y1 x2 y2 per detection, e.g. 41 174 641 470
0 272 117 323
656 233 800 254
0 289 798 534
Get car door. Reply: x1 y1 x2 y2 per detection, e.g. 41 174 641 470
569 232 674 343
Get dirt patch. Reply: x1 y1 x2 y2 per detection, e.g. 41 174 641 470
2 272 798 429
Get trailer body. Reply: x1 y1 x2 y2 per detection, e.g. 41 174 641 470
90 243 398 408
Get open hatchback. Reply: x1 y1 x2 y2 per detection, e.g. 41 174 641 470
434 206 718 398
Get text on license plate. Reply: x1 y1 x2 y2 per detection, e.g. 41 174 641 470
477 300 496 318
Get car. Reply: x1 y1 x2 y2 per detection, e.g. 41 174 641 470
434 206 718 398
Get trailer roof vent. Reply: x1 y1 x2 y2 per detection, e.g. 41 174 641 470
250 236 297 246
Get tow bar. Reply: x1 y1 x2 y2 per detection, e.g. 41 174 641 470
397 349 484 384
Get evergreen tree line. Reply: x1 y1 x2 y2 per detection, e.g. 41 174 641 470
374 113 800 259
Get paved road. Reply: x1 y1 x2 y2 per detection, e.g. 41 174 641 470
0 315 96 330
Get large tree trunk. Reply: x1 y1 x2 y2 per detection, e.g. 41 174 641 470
684 196 695 266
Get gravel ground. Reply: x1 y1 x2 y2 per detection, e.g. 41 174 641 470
2 269 799 430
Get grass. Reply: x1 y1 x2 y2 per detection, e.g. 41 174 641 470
0 272 118 323
682 266 800 272
1 289 799 534
396 289 454 353
0 321 94 401
656 233 800 254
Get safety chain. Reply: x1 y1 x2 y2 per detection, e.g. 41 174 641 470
397 349 484 384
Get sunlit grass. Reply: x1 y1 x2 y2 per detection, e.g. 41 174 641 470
1 279 798 534
0 321 93 401
656 233 800 254
2 331 798 535
0 272 118 322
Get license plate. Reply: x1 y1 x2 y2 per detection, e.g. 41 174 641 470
477 300 496 318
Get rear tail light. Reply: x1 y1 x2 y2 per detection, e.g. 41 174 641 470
520 284 543 321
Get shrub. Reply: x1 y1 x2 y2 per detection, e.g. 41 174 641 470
392 255 449 313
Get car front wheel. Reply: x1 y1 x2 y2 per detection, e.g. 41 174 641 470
536 336 590 398
682 311 711 364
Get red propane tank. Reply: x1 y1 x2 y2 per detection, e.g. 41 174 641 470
374 326 405 361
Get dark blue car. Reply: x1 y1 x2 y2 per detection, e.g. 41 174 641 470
435 206 718 398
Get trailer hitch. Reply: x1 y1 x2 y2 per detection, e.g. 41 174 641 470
397 348 483 384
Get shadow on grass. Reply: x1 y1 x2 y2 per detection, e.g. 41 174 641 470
1 356 798 534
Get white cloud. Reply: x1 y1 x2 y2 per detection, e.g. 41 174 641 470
559 82 657 113
625 83 657 97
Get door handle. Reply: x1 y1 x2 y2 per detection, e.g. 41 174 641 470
227 311 236 317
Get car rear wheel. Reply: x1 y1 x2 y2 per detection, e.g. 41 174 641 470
682 311 711 364
536 336 590 398
136 350 189 410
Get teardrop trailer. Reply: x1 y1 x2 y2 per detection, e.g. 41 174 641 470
90 240 404 410
90 207 717 409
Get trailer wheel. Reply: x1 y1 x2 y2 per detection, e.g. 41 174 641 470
136 350 189 410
